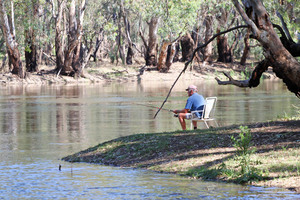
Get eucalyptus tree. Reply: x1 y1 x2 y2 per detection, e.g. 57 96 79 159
51 0 93 77
216 6 238 63
0 0 24 78
23 0 39 72
137 0 204 71
216 0 300 97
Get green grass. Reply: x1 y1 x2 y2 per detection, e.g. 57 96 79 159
62 119 300 191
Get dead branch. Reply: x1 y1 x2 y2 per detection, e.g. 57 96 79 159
276 11 293 41
273 22 300 57
216 59 270 88
42 52 56 64
215 72 250 87
139 27 148 49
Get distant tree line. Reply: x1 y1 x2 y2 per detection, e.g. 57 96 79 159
0 0 299 96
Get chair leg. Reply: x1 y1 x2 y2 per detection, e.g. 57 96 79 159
204 121 209 129
214 120 219 127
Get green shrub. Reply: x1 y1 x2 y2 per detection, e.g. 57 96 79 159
231 126 264 183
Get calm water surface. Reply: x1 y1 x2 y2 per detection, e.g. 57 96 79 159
0 80 299 199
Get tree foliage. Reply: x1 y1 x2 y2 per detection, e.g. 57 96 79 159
0 0 299 97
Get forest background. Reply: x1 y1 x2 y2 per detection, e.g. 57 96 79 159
0 0 299 92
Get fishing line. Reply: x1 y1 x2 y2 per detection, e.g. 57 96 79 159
128 102 178 117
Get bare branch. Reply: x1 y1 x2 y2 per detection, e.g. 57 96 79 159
276 11 293 41
10 1 15 37
42 52 56 64
215 72 250 87
232 0 260 37
215 59 270 88
139 27 148 49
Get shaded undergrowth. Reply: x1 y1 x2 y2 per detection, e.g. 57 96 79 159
62 120 300 190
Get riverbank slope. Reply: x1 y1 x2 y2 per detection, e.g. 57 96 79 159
0 60 277 86
62 120 300 194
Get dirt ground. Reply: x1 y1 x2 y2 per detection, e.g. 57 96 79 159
0 59 277 86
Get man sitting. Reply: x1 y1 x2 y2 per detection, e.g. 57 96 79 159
173 85 205 130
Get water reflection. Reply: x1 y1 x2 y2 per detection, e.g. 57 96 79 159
0 80 299 199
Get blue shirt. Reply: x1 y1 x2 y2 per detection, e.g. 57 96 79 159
185 93 205 117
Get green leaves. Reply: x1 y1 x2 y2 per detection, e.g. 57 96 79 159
231 126 263 183
231 126 254 157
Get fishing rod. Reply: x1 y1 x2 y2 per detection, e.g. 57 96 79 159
133 102 174 112
131 102 179 117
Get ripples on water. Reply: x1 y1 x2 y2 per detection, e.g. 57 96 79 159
0 80 299 199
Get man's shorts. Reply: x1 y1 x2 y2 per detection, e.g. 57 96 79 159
186 113 192 119
186 112 202 119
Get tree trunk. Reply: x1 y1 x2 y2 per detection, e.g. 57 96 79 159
126 46 134 65
63 0 77 75
240 29 250 65
217 29 232 62
165 42 177 71
173 43 180 62
0 39 4 51
54 0 65 74
157 41 170 72
229 0 300 96
54 0 89 77
116 11 125 65
120 0 134 65
157 38 179 73
180 32 194 62
91 28 104 62
216 8 232 63
145 17 159 66
25 0 39 72
203 16 214 62
0 1 24 78
25 29 38 72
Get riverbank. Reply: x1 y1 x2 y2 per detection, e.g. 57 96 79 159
62 119 300 194
0 60 277 86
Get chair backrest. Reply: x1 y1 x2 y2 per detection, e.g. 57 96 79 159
203 97 217 119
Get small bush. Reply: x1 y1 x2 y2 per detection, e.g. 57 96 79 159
231 126 264 183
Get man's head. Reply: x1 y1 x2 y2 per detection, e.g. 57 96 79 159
186 85 197 96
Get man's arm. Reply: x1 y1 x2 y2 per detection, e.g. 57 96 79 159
173 108 189 114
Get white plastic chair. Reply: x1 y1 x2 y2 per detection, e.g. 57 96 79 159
190 97 218 129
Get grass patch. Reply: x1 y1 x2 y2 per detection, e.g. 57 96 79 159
62 120 300 191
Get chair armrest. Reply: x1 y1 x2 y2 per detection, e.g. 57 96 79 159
191 110 204 113
191 110 204 119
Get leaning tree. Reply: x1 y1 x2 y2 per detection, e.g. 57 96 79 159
154 0 300 117
216 0 300 97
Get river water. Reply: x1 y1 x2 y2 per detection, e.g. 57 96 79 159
0 80 299 199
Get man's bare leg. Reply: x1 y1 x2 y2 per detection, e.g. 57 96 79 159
178 113 187 130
